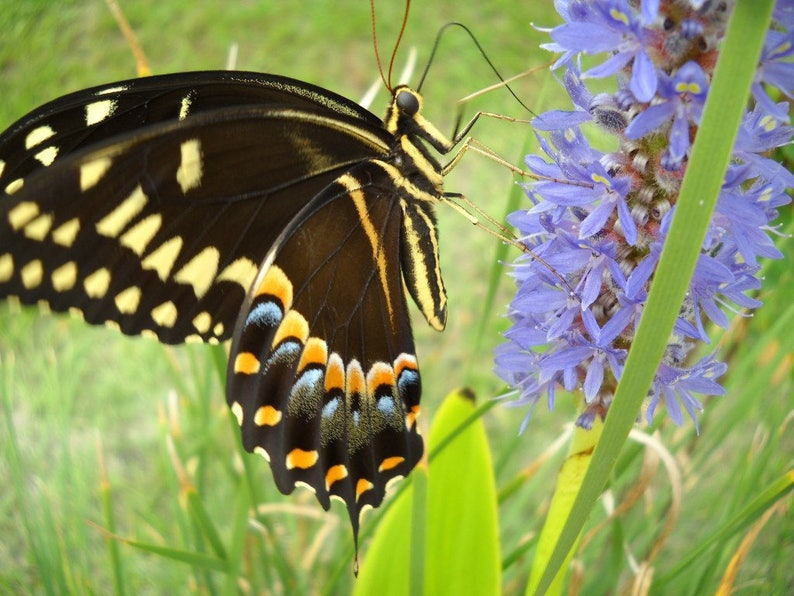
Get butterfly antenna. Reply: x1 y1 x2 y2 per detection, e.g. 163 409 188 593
369 0 389 90
417 22 531 114
386 0 412 90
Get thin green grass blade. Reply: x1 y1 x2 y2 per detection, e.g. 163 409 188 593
125 540 228 572
222 478 253 596
658 470 794 584
98 437 126 596
531 1 776 592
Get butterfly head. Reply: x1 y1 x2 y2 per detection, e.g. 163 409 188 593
386 85 452 155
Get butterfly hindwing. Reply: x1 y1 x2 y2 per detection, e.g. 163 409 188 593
228 163 425 538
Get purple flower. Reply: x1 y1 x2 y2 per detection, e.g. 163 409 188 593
545 0 659 101
624 61 709 164
497 0 792 431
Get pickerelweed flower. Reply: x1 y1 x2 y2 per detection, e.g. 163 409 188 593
495 0 792 431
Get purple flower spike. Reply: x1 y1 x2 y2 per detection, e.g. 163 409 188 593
497 1 792 432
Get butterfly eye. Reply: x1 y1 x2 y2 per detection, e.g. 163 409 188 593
396 90 420 115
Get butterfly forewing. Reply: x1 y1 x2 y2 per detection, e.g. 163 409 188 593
0 74 391 343
0 72 450 545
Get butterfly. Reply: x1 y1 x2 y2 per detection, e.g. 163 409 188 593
0 67 460 548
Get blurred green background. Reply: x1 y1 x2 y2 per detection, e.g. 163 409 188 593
0 1 791 594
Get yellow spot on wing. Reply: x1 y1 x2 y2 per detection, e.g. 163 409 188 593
217 257 258 290
23 213 53 241
151 301 178 327
254 446 271 462
230 401 244 425
325 464 348 490
192 311 212 334
25 125 55 149
0 254 13 282
114 286 142 314
234 352 261 375
179 92 194 120
142 236 183 280
34 146 59 167
85 99 117 126
80 156 113 191
173 246 220 298
4 178 24 195
52 218 81 247
254 405 282 426
8 201 39 230
176 139 203 193
119 213 161 256
286 448 319 470
51 262 78 291
96 185 148 237
21 260 43 289
83 268 111 298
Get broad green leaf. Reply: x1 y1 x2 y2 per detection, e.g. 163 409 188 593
355 388 500 595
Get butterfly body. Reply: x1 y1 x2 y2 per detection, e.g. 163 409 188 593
0 71 452 541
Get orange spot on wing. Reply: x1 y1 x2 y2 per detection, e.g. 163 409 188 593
356 478 374 501
325 354 345 393
406 405 421 428
394 353 418 377
286 448 319 470
346 361 365 397
298 337 328 373
234 352 260 375
272 309 309 348
367 362 396 395
379 456 405 472
255 265 293 310
254 405 282 426
325 464 349 490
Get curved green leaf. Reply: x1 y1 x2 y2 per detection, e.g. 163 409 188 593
355 388 500 595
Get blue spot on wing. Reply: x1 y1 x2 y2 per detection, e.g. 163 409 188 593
322 396 341 419
397 369 419 395
377 395 396 415
291 368 323 401
245 300 283 330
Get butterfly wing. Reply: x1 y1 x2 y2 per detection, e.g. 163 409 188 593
0 73 391 344
228 162 425 542
0 72 444 546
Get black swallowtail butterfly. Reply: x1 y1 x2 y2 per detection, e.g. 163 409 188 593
0 67 463 547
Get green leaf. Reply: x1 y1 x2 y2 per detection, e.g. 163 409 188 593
355 388 500 595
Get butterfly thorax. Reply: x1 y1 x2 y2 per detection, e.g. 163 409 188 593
382 86 452 199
